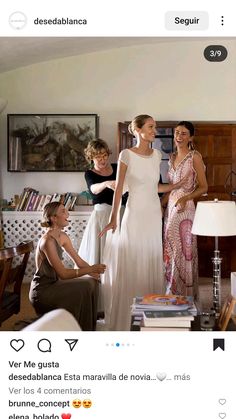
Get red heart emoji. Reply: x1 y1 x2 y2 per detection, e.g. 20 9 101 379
61 415 71 419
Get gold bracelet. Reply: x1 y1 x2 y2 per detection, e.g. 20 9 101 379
75 268 79 277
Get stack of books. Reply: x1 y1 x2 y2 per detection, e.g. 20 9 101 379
15 188 79 211
131 294 198 331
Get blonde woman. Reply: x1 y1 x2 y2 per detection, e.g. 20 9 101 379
29 202 106 330
100 114 186 330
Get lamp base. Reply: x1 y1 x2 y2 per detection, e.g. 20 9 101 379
212 249 222 315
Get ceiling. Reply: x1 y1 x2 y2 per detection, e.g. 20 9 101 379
0 36 223 74
0 37 166 73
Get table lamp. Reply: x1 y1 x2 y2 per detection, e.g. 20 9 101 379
192 200 236 314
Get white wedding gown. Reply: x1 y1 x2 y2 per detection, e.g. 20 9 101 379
102 148 164 331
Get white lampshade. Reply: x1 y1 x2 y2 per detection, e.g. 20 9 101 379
0 97 7 113
192 200 236 237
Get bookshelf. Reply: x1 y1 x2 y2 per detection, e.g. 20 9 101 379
1 208 92 282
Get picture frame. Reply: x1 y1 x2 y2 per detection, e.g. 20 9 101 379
152 130 174 183
152 136 173 159
7 113 99 172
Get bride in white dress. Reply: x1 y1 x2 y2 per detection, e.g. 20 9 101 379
100 114 185 331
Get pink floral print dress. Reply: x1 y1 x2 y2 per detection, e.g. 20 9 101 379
163 150 201 297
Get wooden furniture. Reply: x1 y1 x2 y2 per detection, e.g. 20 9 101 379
0 241 34 325
218 295 236 331
118 121 236 278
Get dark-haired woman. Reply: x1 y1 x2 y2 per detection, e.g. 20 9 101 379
163 121 208 297
29 202 106 330
100 115 185 330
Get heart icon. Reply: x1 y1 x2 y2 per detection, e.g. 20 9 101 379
10 339 25 352
156 372 167 381
61 415 71 419
219 399 226 405
219 413 226 419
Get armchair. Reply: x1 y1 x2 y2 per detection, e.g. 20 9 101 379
0 241 34 325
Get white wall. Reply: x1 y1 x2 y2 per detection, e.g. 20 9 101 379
1 38 236 200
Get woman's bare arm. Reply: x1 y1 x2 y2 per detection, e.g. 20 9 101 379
90 180 116 194
99 160 127 236
41 236 105 280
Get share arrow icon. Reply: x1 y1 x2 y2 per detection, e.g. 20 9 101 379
65 339 79 351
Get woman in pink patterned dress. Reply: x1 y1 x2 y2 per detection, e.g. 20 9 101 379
163 121 208 297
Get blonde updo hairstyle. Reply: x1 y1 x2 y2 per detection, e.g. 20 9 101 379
128 114 153 136
41 201 61 228
84 139 112 163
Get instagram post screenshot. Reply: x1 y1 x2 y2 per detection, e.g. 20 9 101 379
0 0 236 417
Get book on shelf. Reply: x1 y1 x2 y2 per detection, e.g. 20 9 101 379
14 188 80 212
16 187 31 211
37 195 47 211
69 194 78 210
143 310 194 327
26 191 39 211
32 194 42 211
43 194 53 207
51 193 61 203
16 187 38 211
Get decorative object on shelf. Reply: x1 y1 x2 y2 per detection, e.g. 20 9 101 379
7 114 99 172
78 190 93 205
192 200 236 314
0 97 7 113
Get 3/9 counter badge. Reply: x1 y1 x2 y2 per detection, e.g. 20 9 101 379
204 45 228 62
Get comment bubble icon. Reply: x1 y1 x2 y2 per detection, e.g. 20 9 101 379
37 338 51 352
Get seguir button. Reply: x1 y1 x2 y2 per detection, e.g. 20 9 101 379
165 11 209 30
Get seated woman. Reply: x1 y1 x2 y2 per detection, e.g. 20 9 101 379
29 201 106 331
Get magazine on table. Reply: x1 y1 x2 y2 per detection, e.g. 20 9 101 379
133 294 197 312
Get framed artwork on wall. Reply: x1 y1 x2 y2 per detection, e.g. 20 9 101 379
152 127 174 183
7 113 99 172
